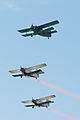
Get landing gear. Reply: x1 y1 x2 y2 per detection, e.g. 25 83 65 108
48 37 49 39
31 34 33 37
32 106 34 108
20 75 22 78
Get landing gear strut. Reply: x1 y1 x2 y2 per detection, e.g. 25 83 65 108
31 34 33 37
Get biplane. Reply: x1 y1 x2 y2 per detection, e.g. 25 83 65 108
18 20 59 39
8 63 47 79
21 95 56 108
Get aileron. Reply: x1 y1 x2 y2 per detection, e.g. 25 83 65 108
39 20 59 28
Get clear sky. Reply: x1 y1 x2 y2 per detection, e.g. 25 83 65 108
0 0 80 120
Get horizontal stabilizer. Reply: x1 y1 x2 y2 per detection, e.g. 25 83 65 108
40 27 54 34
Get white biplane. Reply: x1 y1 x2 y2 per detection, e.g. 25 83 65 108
21 95 56 108
9 63 47 79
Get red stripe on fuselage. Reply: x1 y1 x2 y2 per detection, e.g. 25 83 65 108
21 68 25 73
32 99 37 104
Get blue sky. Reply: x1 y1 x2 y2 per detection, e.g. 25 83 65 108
0 0 80 120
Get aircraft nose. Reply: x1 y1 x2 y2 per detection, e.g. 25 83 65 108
21 68 25 73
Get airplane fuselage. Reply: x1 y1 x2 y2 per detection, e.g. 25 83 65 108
18 20 59 38
21 68 42 79
32 26 52 38
32 99 49 108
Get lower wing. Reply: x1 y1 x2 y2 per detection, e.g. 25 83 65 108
40 101 54 105
22 33 33 37
12 74 23 77
50 30 57 34
25 104 35 108
28 69 44 75
22 32 37 37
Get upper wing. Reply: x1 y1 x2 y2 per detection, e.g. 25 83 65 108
40 27 54 34
18 28 32 33
25 104 35 107
27 63 47 71
38 20 59 29
8 69 20 73
38 95 56 101
21 100 32 103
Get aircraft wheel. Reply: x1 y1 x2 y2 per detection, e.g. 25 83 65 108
21 76 22 78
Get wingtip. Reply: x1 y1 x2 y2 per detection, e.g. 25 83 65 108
53 95 56 97
21 101 25 103
12 75 16 77
45 63 47 66
18 30 21 32
24 105 27 107
56 20 59 24
22 34 26 37
51 100 54 103
8 70 13 73
43 63 47 66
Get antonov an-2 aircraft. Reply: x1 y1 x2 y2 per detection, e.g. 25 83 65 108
21 95 56 108
18 20 59 39
8 63 47 79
